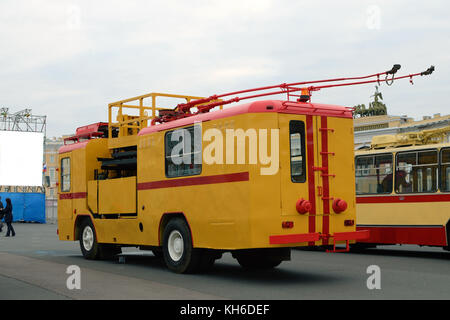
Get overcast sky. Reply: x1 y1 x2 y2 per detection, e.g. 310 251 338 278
1 0 449 137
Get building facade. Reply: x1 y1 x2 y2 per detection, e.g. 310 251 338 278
44 137 64 200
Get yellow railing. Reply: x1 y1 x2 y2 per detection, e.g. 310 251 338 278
107 92 222 142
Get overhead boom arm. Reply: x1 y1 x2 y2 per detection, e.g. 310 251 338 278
153 64 435 124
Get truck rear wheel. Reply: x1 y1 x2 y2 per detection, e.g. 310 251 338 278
79 219 101 260
162 218 201 273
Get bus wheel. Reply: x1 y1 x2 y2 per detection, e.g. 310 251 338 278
79 219 101 260
444 223 450 251
162 218 201 273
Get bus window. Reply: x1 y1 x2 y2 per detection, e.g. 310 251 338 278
289 121 306 183
165 125 202 178
417 169 423 192
440 148 450 192
396 150 438 193
355 153 393 195
61 157 71 192
447 167 450 191
426 167 433 192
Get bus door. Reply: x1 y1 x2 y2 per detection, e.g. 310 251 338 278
317 115 356 244
279 114 322 238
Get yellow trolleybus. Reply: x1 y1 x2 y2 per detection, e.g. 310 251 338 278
57 66 433 272
355 128 450 250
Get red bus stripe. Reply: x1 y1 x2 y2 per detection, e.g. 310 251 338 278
59 192 87 200
356 194 450 203
356 225 447 246
306 115 316 245
138 171 249 190
320 117 330 245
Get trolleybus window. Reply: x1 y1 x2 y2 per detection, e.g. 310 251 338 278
355 154 393 195
289 121 306 183
395 150 438 194
440 148 450 192
61 157 71 192
165 125 202 178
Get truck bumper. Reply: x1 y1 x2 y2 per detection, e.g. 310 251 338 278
269 230 370 249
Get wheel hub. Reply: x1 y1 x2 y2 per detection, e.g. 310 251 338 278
82 226 94 251
168 230 184 262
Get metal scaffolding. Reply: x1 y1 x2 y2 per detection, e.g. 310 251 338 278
0 108 46 134
0 108 46 193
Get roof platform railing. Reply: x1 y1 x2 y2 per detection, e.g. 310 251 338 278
107 92 222 149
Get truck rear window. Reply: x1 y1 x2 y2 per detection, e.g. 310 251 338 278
289 121 306 183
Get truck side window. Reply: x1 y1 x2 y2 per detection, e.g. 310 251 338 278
289 121 306 183
165 125 202 178
61 157 71 192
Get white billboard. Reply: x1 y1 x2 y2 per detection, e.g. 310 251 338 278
0 131 44 186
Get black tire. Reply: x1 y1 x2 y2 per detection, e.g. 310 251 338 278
162 218 201 273
444 223 450 251
79 219 101 260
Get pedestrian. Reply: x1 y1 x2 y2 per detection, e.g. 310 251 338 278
0 196 4 232
1 198 15 237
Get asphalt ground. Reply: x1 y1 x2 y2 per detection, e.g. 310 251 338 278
0 223 448 300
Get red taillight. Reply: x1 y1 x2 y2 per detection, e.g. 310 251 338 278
344 219 354 226
332 198 347 213
57 229 59 235
296 198 311 214
282 221 294 229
